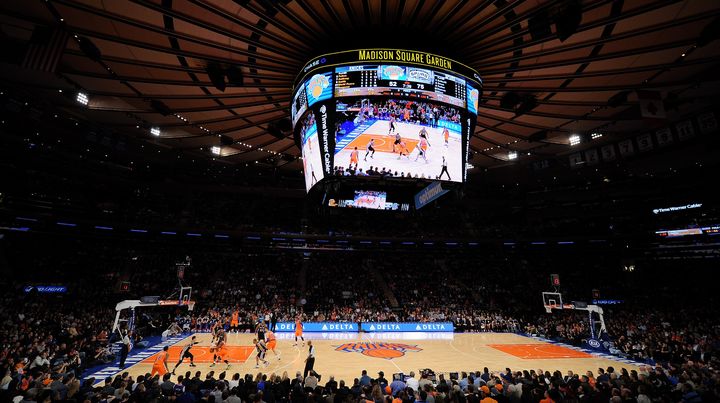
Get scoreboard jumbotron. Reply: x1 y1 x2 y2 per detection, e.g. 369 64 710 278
291 49 482 200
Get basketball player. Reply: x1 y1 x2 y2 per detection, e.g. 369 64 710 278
293 317 304 347
266 330 281 360
396 139 410 159
171 335 198 375
392 132 402 153
414 135 430 163
442 127 450 145
256 321 267 342
388 115 396 135
162 323 182 340
253 338 270 368
230 309 239 333
364 139 376 161
150 346 169 378
439 145 451 180
350 147 359 169
419 127 429 140
210 319 222 344
210 330 231 370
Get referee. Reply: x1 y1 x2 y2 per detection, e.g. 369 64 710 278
439 146 451 180
303 341 315 379
118 330 131 369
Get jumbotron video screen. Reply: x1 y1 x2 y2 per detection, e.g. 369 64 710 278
292 49 482 193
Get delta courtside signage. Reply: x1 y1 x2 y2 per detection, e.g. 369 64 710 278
272 322 454 333
361 322 454 332
274 322 358 332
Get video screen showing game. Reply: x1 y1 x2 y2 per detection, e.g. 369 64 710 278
352 190 387 209
291 81 308 124
333 98 463 182
300 111 324 192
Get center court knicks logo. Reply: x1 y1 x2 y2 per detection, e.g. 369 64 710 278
334 343 422 359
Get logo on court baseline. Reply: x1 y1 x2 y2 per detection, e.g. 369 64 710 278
334 342 422 359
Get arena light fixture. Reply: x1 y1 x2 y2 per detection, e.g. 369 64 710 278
569 134 581 146
211 146 221 155
150 127 161 137
76 92 89 106
508 151 518 160
591 132 603 140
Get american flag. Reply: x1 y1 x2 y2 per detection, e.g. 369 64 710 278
21 26 70 73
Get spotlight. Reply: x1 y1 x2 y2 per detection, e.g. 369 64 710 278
591 132 603 140
569 135 581 146
76 92 89 106
508 151 518 160
211 146 221 155
150 127 161 137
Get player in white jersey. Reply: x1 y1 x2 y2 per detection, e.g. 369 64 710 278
388 115 397 134
254 338 270 368
171 335 198 375
364 139 376 161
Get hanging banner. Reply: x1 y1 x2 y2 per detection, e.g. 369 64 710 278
415 182 450 209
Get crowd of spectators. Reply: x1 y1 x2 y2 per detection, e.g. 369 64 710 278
4 356 719 402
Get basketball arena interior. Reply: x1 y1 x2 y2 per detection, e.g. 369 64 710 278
1 1 720 402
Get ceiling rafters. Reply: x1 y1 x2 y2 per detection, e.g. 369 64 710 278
52 0 302 65
242 1 325 44
465 0 677 59
64 49 291 81
482 77 710 94
61 69 293 88
481 55 720 83
138 107 288 129
2 0 717 170
472 7 720 64
477 37 700 76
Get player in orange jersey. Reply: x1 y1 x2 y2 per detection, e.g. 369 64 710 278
293 317 304 347
350 147 359 169
230 309 239 333
443 127 450 144
210 329 231 370
396 138 410 159
266 330 281 360
150 346 169 378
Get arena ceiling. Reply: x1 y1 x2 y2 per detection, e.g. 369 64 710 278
1 0 719 171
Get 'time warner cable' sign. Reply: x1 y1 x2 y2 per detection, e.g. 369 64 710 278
653 203 702 214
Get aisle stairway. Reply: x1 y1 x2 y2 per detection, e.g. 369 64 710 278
365 258 399 308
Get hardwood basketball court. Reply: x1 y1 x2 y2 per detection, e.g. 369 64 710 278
113 332 640 382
